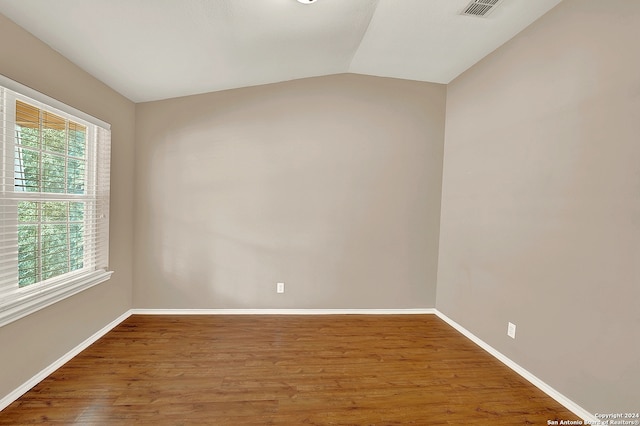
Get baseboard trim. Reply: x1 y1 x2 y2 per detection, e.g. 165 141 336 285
1 307 597 422
434 310 597 422
0 309 132 412
131 308 437 315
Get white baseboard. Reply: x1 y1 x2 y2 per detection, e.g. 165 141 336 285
131 308 437 315
0 309 132 412
1 307 597 423
434 310 597 423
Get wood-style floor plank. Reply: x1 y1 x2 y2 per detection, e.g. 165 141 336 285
0 315 581 425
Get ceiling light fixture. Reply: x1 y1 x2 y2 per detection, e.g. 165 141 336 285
297 0 318 4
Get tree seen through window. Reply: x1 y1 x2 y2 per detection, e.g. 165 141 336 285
15 100 87 287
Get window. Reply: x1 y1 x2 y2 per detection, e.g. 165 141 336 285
0 75 112 327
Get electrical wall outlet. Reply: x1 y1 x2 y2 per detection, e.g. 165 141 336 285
276 282 285 294
507 322 516 339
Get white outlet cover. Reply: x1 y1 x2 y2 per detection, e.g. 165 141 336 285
507 322 516 339
277 282 285 294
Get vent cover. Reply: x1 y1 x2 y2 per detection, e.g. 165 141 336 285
461 0 503 17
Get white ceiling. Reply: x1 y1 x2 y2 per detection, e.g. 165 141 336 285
0 0 562 103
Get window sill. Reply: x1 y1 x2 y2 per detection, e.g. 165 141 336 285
0 270 113 328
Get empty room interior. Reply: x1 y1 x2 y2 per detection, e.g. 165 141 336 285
0 0 638 424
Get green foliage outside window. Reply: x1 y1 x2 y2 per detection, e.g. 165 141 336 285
16 127 86 194
15 111 87 287
17 201 85 287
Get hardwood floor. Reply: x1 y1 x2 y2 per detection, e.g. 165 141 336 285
0 315 580 425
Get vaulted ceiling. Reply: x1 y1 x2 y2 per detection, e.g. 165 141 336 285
0 0 562 102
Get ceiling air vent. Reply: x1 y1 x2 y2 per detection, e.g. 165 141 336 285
461 0 503 17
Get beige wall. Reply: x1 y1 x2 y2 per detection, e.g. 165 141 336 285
437 0 640 414
0 15 135 400
134 74 445 309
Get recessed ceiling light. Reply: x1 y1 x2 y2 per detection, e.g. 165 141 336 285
297 0 318 4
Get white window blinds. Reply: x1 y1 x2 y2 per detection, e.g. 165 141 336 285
0 75 112 327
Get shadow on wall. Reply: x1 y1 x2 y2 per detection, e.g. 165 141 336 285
135 75 445 309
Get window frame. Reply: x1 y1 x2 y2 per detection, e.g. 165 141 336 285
0 74 112 328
